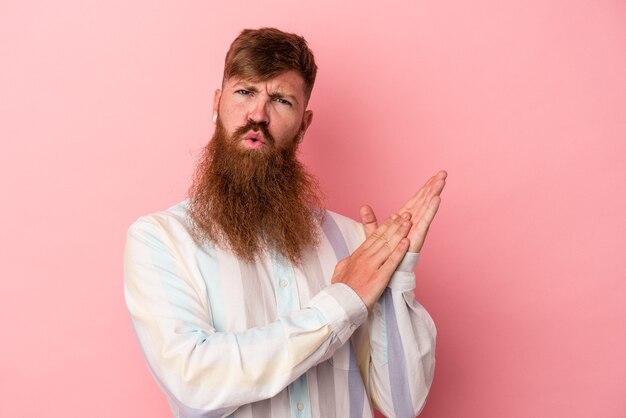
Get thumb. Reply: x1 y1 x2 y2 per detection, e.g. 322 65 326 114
360 205 378 237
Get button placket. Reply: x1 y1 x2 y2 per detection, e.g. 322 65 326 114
272 253 310 418
271 252 299 314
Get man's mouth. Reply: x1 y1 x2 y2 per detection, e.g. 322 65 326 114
242 131 267 149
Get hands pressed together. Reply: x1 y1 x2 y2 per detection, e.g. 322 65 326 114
331 170 447 310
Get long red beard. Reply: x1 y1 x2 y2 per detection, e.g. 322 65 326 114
188 120 324 264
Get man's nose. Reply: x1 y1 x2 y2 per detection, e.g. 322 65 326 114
248 98 270 124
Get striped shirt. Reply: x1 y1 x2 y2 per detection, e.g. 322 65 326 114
124 200 436 418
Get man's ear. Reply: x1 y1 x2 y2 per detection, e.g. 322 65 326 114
300 110 314 137
212 89 222 124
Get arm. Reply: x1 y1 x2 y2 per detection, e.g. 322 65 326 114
365 254 436 417
124 217 366 417
358 170 446 417
124 213 410 417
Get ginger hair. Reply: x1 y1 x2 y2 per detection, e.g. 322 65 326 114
223 27 318 101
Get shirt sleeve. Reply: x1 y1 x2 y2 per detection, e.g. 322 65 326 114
124 217 368 417
362 252 437 418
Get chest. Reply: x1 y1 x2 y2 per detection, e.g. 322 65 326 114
193 242 340 332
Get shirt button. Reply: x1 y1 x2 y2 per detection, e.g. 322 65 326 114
350 324 357 332
297 402 304 411
279 279 288 288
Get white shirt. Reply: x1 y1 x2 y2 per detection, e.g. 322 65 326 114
124 200 436 418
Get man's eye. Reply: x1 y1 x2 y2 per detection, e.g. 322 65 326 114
236 90 251 95
273 98 292 106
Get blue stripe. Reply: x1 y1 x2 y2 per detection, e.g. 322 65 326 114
348 345 365 418
141 223 199 325
379 297 388 364
323 213 367 417
288 374 312 418
384 289 414 417
321 214 350 259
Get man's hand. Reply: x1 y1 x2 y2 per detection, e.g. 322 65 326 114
331 213 412 310
360 170 447 253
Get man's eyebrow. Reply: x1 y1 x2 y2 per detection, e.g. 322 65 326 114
232 81 299 105
233 82 260 92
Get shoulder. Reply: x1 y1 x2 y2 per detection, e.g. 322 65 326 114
322 209 361 231
126 199 194 243
320 209 366 252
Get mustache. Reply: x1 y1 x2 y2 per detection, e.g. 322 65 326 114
232 121 275 146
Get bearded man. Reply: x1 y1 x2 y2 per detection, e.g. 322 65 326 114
125 27 446 418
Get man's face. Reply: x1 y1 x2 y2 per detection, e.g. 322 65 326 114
213 70 313 151
189 70 321 264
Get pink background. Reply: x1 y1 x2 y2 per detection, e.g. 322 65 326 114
1 1 625 417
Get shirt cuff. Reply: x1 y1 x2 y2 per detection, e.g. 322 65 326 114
308 283 368 344
387 252 420 292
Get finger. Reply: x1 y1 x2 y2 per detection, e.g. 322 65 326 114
367 215 411 259
400 171 446 213
358 213 399 254
416 174 441 202
411 178 446 223
377 237 411 278
416 175 446 206
408 195 441 252
360 205 378 238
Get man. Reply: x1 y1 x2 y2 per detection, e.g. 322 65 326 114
125 27 446 418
